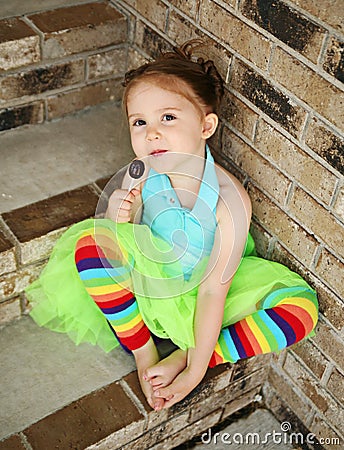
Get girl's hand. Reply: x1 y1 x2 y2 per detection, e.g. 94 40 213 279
105 189 141 223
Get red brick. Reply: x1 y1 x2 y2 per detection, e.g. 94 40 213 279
24 382 143 450
256 120 337 205
327 367 344 405
2 186 99 243
222 128 291 205
270 47 343 130
200 0 271 69
306 117 344 176
241 0 326 63
169 0 201 20
310 415 343 450
28 3 127 58
47 79 123 119
0 18 40 71
288 187 344 260
0 434 26 450
312 321 344 372
290 0 343 34
231 60 307 138
324 36 344 83
0 102 44 132
0 60 84 102
291 340 327 380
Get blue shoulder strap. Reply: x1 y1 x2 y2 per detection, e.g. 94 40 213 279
142 145 219 215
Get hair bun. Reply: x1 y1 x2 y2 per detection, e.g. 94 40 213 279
167 40 225 103
123 39 225 113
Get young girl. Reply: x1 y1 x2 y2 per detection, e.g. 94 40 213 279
26 41 318 412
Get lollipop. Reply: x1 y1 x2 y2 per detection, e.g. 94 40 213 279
127 159 145 192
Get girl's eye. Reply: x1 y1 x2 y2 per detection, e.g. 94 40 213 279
162 114 176 122
132 119 146 127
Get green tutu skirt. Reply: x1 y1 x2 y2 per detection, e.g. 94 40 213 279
26 218 314 352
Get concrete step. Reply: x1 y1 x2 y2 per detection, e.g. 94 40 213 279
0 316 136 440
0 102 132 213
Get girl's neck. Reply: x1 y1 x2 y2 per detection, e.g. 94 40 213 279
166 151 206 199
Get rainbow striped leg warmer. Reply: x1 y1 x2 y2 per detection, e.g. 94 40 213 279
209 286 318 367
75 230 151 351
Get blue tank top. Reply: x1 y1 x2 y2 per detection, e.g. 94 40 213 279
141 146 219 280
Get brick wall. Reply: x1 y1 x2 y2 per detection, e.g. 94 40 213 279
112 0 344 445
0 0 343 446
0 2 127 131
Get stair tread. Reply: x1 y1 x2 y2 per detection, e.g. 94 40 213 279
0 0 93 20
0 103 133 214
0 316 136 440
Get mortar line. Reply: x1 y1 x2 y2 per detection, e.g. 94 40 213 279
282 0 344 40
299 110 311 144
310 242 322 271
246 177 344 273
119 379 148 420
317 32 331 66
320 362 334 387
111 0 176 48
222 117 338 210
224 86 343 180
19 432 34 450
21 16 44 60
329 178 342 210
164 3 170 35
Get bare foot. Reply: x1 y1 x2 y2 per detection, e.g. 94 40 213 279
133 338 165 411
143 348 187 393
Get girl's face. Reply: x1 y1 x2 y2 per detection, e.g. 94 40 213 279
126 81 214 164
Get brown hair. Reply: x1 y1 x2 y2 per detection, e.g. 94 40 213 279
123 40 224 116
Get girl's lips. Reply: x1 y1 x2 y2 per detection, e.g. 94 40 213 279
150 150 168 156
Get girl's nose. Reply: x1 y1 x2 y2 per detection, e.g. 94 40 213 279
145 125 161 141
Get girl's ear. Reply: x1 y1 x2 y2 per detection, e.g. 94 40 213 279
201 113 219 139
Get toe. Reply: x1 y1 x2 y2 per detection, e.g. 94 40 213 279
153 397 165 411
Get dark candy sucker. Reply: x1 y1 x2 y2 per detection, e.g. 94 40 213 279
129 160 145 179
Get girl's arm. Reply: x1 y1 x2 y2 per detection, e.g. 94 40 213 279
188 175 252 377
154 175 251 406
